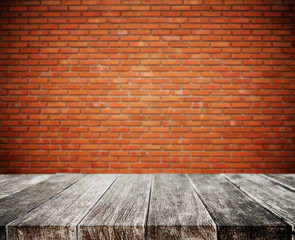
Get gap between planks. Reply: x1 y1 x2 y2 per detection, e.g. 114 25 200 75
225 174 295 240
144 174 154 240
2 174 295 240
75 175 119 240
186 174 219 239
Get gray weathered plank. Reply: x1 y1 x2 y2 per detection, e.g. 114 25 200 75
189 174 290 240
8 174 117 240
0 174 84 240
0 174 20 184
0 174 50 199
226 174 295 237
78 174 152 240
147 174 217 240
266 174 295 192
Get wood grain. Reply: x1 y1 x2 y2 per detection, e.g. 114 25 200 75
147 174 217 240
78 174 151 240
189 174 290 240
0 174 50 199
227 174 295 238
8 174 117 240
0 174 83 240
0 174 20 184
1 174 294 240
267 174 295 192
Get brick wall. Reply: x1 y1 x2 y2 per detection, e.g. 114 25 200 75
0 0 295 174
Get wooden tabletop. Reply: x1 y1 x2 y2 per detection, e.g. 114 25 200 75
0 174 294 240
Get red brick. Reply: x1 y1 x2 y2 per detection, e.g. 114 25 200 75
0 0 294 174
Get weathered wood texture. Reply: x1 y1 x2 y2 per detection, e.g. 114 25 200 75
267 174 295 192
1 174 294 240
0 174 83 240
0 174 50 199
78 174 152 240
0 174 19 184
189 174 290 240
227 174 295 236
8 174 117 240
147 174 217 240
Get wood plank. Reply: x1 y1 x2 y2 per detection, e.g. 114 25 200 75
0 174 84 240
0 174 51 199
266 174 295 192
8 174 117 240
147 174 217 240
0 174 20 184
78 174 151 240
226 174 295 237
189 174 290 240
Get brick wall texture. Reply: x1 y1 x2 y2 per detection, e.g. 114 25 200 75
0 0 295 174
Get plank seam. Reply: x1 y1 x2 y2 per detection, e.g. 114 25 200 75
186 174 219 240
5 174 86 240
263 174 295 194
0 175 21 185
0 175 51 200
144 174 153 240
75 174 119 240
223 174 294 240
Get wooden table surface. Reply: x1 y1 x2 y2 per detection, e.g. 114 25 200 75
0 174 294 240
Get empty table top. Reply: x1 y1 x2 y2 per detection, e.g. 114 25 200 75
0 174 294 240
